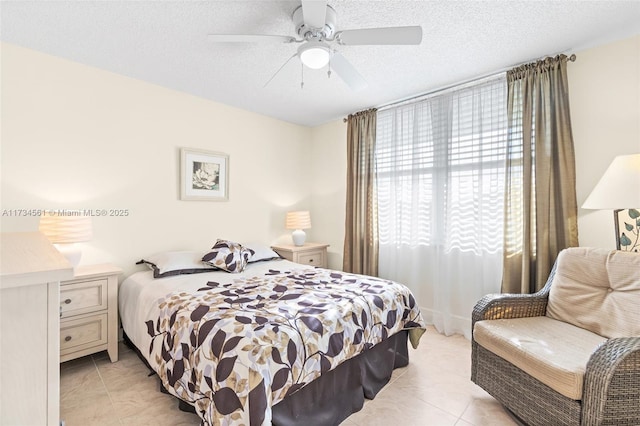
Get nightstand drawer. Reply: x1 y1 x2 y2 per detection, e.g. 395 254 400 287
271 243 329 268
60 313 108 354
297 251 324 266
60 278 107 318
59 264 122 363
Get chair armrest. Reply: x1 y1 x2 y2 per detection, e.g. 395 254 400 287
469 288 550 383
471 261 554 384
471 262 557 329
471 290 549 328
582 337 640 426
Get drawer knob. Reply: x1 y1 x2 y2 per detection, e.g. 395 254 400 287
65 336 72 342
309 259 314 263
64 299 72 304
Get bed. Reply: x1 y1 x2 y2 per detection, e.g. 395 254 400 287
119 244 426 426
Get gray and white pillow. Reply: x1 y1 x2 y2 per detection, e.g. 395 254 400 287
244 242 282 263
202 240 255 273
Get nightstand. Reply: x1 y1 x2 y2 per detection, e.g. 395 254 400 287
59 263 122 363
271 243 329 268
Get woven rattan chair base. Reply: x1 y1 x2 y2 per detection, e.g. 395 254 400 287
473 343 581 426
470 252 640 426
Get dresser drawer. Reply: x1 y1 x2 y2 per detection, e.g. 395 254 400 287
60 278 107 318
60 313 108 354
296 250 325 267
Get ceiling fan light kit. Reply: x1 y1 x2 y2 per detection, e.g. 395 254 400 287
208 0 422 90
298 41 331 69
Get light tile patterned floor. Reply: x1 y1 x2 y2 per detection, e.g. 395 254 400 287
60 326 520 425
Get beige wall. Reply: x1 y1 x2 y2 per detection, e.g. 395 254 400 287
570 34 640 249
311 35 640 270
309 119 347 269
2 35 638 276
1 43 312 275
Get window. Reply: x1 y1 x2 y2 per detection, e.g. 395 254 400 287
375 75 508 338
376 77 508 255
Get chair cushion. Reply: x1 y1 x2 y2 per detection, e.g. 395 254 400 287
474 316 606 400
546 247 640 338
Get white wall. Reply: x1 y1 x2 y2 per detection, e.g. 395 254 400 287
570 34 640 249
1 43 313 276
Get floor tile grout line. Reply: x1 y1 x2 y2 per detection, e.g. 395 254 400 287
456 400 474 426
383 364 475 421
412 389 468 423
91 354 124 425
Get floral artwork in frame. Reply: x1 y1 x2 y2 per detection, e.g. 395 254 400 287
614 208 639 252
180 148 229 201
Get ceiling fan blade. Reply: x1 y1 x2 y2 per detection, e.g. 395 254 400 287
336 26 422 45
208 34 296 43
301 0 328 29
331 52 367 91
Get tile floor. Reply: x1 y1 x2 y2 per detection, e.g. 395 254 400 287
60 326 520 426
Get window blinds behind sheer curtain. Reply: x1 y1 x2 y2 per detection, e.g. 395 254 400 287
376 76 507 338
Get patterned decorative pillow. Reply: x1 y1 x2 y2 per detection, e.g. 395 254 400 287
137 251 218 278
202 240 255 273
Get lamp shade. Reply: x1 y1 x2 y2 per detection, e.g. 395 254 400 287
582 154 640 209
286 211 311 230
39 212 93 244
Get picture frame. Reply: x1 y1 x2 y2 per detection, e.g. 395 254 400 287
180 148 229 201
614 208 639 252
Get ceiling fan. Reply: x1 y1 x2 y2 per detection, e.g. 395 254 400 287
208 0 422 91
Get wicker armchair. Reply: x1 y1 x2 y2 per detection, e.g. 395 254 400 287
471 249 640 426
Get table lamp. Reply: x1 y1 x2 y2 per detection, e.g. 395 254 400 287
286 210 311 246
39 211 93 267
582 154 640 251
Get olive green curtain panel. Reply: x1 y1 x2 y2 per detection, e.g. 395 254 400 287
502 55 579 294
343 108 379 275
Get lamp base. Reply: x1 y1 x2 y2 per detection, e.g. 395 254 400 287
54 243 82 268
291 229 306 246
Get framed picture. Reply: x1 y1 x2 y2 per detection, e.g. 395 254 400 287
614 208 639 252
180 148 229 201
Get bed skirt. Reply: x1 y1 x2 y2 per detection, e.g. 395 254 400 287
272 329 410 425
125 330 410 425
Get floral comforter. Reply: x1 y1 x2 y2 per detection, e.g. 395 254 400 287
144 266 425 425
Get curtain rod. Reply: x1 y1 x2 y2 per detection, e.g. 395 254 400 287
342 53 576 122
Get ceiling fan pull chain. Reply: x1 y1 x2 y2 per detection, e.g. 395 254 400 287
263 53 298 89
301 63 305 89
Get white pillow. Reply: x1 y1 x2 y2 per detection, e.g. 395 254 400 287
244 242 281 263
137 251 217 278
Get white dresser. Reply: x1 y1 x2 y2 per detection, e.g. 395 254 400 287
0 232 74 425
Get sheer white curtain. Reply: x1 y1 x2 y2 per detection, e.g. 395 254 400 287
376 76 507 338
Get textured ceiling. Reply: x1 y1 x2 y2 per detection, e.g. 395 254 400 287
2 1 639 127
